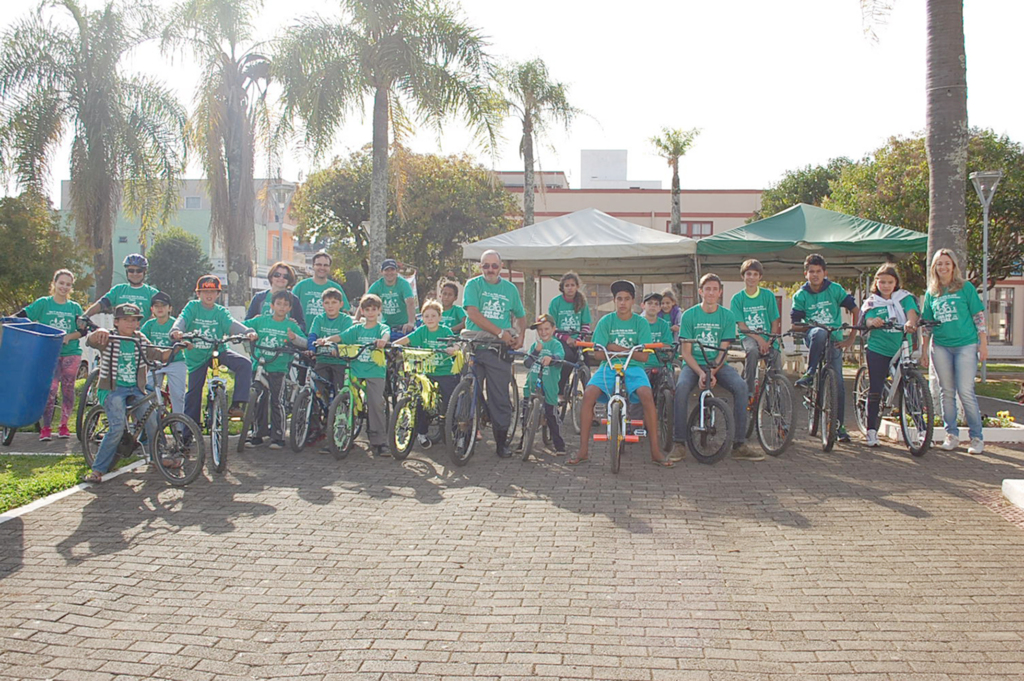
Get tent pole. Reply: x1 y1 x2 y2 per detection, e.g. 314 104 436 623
692 253 701 304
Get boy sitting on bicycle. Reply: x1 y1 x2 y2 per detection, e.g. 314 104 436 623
246 290 308 449
673 274 761 461
568 280 672 467
519 314 566 454
82 303 177 483
729 259 781 403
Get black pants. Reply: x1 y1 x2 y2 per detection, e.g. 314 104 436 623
557 340 580 394
866 349 893 431
256 372 286 442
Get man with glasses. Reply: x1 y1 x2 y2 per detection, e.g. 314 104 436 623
463 250 526 458
367 258 417 340
245 261 306 331
83 253 161 321
293 250 351 320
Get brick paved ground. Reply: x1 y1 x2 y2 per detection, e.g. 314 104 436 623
3 386 1024 679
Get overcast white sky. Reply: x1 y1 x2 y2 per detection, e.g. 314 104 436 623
8 0 1024 201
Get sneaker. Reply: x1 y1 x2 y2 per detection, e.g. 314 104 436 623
39 427 52 442
416 434 431 449
58 425 71 439
837 426 851 443
865 429 879 447
269 441 284 450
245 436 263 449
795 371 814 388
375 444 390 456
732 442 765 461
967 438 984 455
554 442 566 454
941 434 958 451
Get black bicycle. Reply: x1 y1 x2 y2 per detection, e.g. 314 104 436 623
794 322 857 453
289 346 341 452
741 330 797 456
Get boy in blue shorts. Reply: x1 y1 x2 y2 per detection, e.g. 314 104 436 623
567 280 673 467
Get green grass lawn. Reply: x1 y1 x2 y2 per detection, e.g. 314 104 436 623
983 363 1024 374
974 378 1021 402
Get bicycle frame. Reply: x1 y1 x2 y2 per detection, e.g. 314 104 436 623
578 342 657 446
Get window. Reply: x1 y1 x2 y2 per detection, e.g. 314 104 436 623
667 221 714 238
118 236 128 243
988 287 1014 345
184 196 202 210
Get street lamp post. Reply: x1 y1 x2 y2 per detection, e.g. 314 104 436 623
969 170 1003 383
270 182 296 264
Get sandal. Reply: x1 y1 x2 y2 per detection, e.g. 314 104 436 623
83 471 103 483
566 454 590 466
650 458 675 468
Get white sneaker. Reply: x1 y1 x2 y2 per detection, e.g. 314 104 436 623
865 430 879 447
416 434 431 449
941 434 958 451
967 438 984 455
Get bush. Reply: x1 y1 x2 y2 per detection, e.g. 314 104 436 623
146 227 213 310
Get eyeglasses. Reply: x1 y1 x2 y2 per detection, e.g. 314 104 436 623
271 272 289 279
481 263 501 271
126 268 145 274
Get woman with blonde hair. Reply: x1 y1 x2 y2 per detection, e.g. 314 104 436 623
917 248 986 454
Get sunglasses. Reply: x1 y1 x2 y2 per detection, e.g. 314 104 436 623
481 263 501 271
126 268 146 274
271 272 289 279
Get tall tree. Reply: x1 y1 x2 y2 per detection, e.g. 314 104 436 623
649 127 700 235
161 0 271 306
751 157 853 221
498 58 580 227
275 0 500 276
0 0 187 292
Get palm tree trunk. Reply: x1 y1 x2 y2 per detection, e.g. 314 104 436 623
522 113 535 227
670 160 681 235
924 0 968 261
224 82 256 308
369 86 389 278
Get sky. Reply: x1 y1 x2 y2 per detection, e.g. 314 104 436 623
7 0 1024 202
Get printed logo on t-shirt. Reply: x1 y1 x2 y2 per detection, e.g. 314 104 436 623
481 295 507 320
381 292 401 315
933 296 961 324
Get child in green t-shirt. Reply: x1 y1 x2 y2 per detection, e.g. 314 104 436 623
520 314 566 453
141 291 187 416
439 281 466 334
308 287 354 392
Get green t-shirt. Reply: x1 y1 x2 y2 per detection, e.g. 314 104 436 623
404 324 455 376
644 315 674 345
463 276 525 332
524 337 565 405
863 294 920 357
141 316 183 363
340 322 390 379
23 296 83 357
680 304 737 366
114 339 140 387
176 300 239 372
292 278 348 320
548 295 592 334
592 312 653 368
309 312 354 365
367 277 415 327
246 315 305 374
921 285 984 348
730 287 779 342
104 283 160 320
440 305 466 330
792 281 853 342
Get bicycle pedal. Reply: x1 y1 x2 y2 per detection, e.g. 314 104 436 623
632 429 647 437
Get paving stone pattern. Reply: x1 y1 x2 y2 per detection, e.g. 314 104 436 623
2 417 1024 679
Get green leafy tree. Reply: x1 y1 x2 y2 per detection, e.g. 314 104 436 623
275 0 500 276
293 146 519 299
145 227 213 312
0 193 93 312
161 0 271 307
650 127 700 235
0 0 187 292
751 157 853 221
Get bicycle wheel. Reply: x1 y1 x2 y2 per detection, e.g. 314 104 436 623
756 372 796 456
521 397 543 461
237 384 266 453
745 365 762 441
819 367 840 452
657 386 675 457
445 379 478 466
507 375 520 445
209 388 229 473
853 366 869 435
328 389 355 459
608 400 623 473
567 365 589 434
389 395 417 460
686 395 734 465
1 425 14 447
899 370 934 457
152 414 205 486
76 369 99 442
81 405 109 469
289 388 313 453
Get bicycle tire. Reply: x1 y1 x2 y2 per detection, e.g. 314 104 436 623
389 395 416 460
819 367 840 452
81 404 109 469
507 375 520 445
1 425 14 447
209 388 229 473
745 364 763 441
238 384 265 453
686 396 734 465
522 397 543 461
328 390 355 459
900 369 934 457
152 414 205 486
289 388 313 453
445 379 478 466
657 386 675 458
569 365 589 434
853 365 869 435
608 400 623 473
76 369 99 442
807 377 820 438
756 372 796 456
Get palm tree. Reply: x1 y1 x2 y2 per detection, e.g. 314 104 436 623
498 59 580 227
650 127 700 236
275 0 499 276
161 0 271 306
0 0 187 291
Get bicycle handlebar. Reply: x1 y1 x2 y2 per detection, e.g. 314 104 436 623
97 334 188 370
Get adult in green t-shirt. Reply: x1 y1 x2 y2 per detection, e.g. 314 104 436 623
729 259 782 402
674 273 757 459
367 258 416 335
293 250 350 320
917 248 986 454
439 281 466 333
83 253 160 321
18 269 85 440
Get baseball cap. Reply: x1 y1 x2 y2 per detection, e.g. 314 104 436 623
114 303 143 319
381 258 399 271
610 280 636 298
642 291 663 304
529 313 556 329
151 291 172 306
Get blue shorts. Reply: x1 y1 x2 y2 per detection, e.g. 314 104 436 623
588 364 650 403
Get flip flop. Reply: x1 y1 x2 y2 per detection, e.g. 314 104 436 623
83 471 103 483
566 454 590 466
649 458 675 468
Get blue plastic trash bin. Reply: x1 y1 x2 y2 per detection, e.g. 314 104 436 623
0 319 66 428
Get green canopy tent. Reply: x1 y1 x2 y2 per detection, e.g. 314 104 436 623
695 203 928 280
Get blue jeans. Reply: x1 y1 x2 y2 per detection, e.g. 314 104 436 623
930 342 983 440
673 363 747 444
91 386 157 474
805 327 846 424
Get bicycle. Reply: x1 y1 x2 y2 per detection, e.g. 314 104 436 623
647 341 680 459
288 346 340 452
678 339 736 465
444 336 521 467
853 319 937 456
555 331 592 434
324 341 385 458
794 321 855 453
76 367 99 443
80 336 205 486
513 351 574 462
576 341 664 473
389 346 458 459
238 342 306 452
179 332 251 471
740 330 797 456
